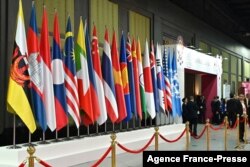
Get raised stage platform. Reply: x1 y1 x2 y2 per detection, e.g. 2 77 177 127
0 124 185 167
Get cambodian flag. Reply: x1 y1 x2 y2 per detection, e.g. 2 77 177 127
27 3 47 131
52 12 68 131
101 29 118 122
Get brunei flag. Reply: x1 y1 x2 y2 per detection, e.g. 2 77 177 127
120 33 132 121
102 29 118 122
143 40 156 119
136 38 147 118
91 25 107 125
111 31 127 123
27 2 47 131
132 39 142 120
7 0 36 133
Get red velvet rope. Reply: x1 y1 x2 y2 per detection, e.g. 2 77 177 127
159 129 186 143
91 146 112 167
228 119 238 130
209 122 225 130
18 158 27 167
117 135 155 154
190 126 207 139
35 157 52 167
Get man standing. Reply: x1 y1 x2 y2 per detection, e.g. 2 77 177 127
238 94 247 142
187 96 198 136
226 93 238 128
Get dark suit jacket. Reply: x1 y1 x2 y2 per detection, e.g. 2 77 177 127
186 101 198 120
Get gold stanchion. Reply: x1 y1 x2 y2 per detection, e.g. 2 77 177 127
206 119 210 151
185 121 189 151
154 127 159 151
27 146 36 167
244 114 248 144
111 133 116 167
224 116 228 151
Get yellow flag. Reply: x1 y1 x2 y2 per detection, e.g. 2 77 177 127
7 0 36 133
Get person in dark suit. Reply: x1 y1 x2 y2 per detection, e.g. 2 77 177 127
182 97 188 123
211 96 221 124
226 93 238 128
238 94 247 142
197 95 206 123
246 93 250 126
187 96 198 136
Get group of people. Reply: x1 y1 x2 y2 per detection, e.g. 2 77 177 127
182 93 250 142
182 95 206 136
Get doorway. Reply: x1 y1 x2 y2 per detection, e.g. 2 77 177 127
184 69 217 119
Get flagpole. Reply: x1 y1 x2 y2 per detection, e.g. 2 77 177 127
104 122 107 134
126 121 129 130
120 122 122 131
144 114 147 127
112 123 115 132
23 132 36 147
96 123 99 134
87 126 90 136
38 132 49 144
8 115 21 149
150 117 152 126
133 115 135 129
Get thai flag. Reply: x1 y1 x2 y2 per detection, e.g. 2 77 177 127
52 13 68 131
85 21 100 124
143 40 156 119
40 7 56 131
64 17 80 128
101 29 118 122
150 42 160 113
120 33 132 121
155 44 166 113
27 3 47 131
126 35 137 118
91 25 107 125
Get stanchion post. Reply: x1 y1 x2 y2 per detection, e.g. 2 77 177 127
154 127 159 151
185 121 189 151
224 116 228 151
111 133 116 167
244 114 248 144
27 146 36 167
236 114 240 147
206 119 210 151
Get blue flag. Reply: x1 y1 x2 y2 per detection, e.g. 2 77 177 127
171 50 182 117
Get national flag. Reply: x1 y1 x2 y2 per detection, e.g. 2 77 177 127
111 31 127 123
171 50 182 117
7 0 36 133
91 25 107 125
136 38 147 117
126 35 137 118
40 6 56 131
75 18 93 126
155 44 166 113
150 42 160 113
64 16 80 128
131 39 142 120
27 3 47 131
52 13 68 131
162 46 172 113
101 29 118 122
120 33 132 121
84 20 100 124
143 40 156 119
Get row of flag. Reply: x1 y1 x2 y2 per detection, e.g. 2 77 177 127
6 0 182 134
